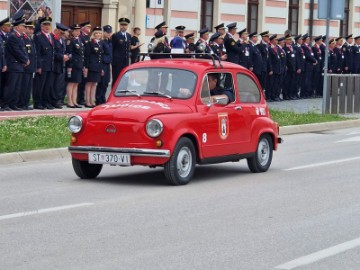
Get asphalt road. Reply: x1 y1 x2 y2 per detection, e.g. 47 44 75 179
1 127 360 270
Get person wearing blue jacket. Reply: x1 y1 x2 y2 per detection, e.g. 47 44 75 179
96 25 112 105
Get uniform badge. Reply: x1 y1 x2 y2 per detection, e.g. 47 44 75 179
218 113 229 140
231 41 235 46
343 47 346 52
66 40 71 45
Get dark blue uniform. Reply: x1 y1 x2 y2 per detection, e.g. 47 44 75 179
237 41 251 69
294 43 305 98
0 31 8 105
52 35 67 106
256 40 271 91
2 31 29 110
283 45 296 99
210 87 235 104
111 31 131 86
0 35 6 106
342 42 353 73
249 41 263 82
223 33 243 64
301 43 317 98
328 49 338 74
65 37 85 83
352 45 360 73
19 34 36 109
268 45 281 100
312 44 322 96
84 39 103 83
96 38 112 105
77 32 90 104
334 46 344 73
33 31 55 109
278 45 287 99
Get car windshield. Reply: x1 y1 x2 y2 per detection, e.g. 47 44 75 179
114 68 197 99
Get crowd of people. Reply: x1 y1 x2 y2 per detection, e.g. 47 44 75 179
149 21 360 102
0 13 360 111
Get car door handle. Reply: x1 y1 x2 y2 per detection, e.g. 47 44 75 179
235 106 242 110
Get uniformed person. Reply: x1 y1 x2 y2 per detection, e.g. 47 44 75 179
151 30 171 58
195 27 213 55
65 24 85 108
96 25 112 105
184 32 196 53
301 33 317 98
33 16 55 109
214 23 226 55
328 38 337 74
342 34 353 74
0 17 11 107
77 20 92 105
248 32 262 83
320 35 327 71
209 32 227 60
170 25 186 51
84 26 103 108
1 18 29 111
293 34 304 98
277 37 287 99
334 37 344 73
352 36 360 74
268 34 281 101
111 17 131 86
237 28 251 68
256 31 271 91
51 23 69 108
312 35 323 97
283 35 297 100
19 21 36 110
223 22 243 64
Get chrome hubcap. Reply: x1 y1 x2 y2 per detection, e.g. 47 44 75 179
177 147 192 178
258 138 270 166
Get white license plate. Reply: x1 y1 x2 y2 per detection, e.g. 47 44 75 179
88 152 131 165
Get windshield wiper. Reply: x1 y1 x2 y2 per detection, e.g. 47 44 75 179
142 91 172 99
115 90 141 97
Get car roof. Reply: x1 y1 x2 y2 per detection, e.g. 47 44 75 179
128 58 249 73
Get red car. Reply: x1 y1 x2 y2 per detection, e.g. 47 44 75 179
68 57 282 185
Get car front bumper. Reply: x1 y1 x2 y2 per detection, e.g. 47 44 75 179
68 146 170 157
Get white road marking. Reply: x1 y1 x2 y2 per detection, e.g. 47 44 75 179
347 131 360 135
0 203 94 221
335 136 360 143
274 237 360 269
284 157 360 171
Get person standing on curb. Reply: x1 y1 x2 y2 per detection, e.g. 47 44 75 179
96 25 112 105
112 17 131 86
1 18 29 111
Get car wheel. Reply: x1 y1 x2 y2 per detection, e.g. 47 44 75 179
164 137 196 185
247 134 273 173
72 158 103 179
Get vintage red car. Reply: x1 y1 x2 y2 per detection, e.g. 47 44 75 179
68 56 282 185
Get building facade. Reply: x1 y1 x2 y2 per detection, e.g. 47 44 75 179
0 0 359 45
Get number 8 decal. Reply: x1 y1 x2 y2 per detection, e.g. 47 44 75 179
202 133 207 143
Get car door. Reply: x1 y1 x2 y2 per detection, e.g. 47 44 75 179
197 72 249 158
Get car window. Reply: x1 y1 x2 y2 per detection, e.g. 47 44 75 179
115 68 197 99
200 72 235 105
237 73 261 103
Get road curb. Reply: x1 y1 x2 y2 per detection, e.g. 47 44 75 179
1 120 359 165
280 119 360 135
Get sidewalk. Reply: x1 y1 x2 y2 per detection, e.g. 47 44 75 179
0 106 90 121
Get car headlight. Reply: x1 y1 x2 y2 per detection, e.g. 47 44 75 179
146 119 163 138
68 116 83 133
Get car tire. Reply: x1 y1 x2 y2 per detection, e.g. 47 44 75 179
247 134 273 173
164 137 196 185
72 158 103 179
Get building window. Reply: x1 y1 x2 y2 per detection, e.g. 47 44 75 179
247 0 259 33
200 0 214 29
288 0 299 35
146 0 150 8
340 0 350 36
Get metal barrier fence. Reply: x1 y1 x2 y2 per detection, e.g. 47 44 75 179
325 74 360 114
